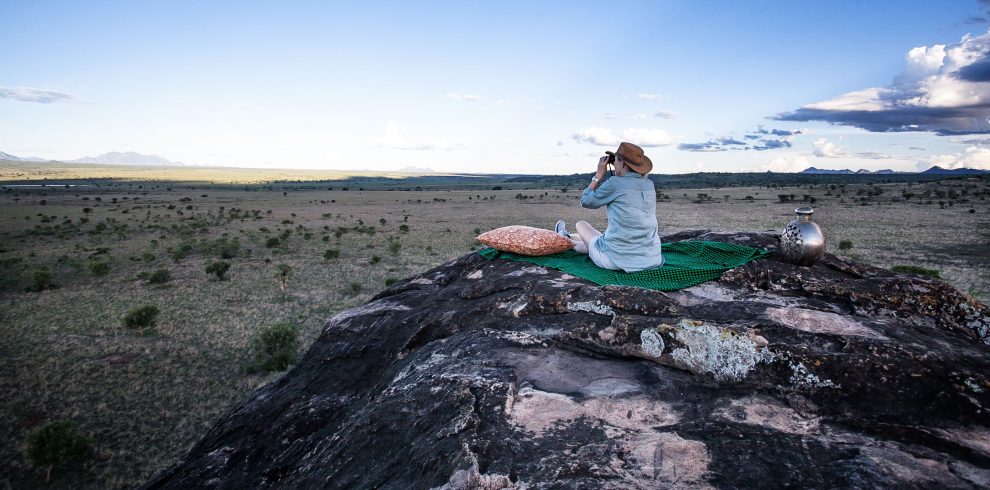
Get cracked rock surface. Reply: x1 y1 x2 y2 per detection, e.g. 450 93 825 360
146 231 990 489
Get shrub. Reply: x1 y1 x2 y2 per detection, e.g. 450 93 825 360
169 242 193 262
348 282 362 295
323 249 340 260
206 237 240 259
148 268 171 284
205 261 231 281
385 277 398 287
369 255 381 264
25 268 57 292
90 261 111 277
838 240 853 251
25 421 93 479
265 237 280 248
399 224 409 232
123 304 159 329
388 239 401 256
250 322 299 372
890 265 941 279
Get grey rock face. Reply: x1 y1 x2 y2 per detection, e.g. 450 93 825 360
147 231 990 489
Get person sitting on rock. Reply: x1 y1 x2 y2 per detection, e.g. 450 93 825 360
556 142 664 272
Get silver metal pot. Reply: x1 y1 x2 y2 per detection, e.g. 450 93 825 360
780 207 825 266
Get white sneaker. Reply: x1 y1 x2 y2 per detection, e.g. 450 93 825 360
555 220 570 238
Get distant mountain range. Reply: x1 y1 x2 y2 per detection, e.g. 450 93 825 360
800 166 987 175
0 150 184 166
0 151 47 162
1 149 987 175
71 151 184 166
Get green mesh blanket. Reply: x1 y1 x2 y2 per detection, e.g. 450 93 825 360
478 240 772 291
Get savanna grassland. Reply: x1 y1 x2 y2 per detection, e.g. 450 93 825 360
1 166 988 488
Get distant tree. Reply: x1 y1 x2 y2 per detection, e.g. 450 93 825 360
25 421 94 482
25 268 57 292
249 322 299 372
205 261 231 281
90 261 111 277
122 304 159 330
148 268 171 284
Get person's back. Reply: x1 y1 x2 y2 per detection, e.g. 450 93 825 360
580 173 663 272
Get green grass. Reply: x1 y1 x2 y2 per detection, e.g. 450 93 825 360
890 265 942 279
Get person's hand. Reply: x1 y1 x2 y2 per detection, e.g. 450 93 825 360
597 155 609 173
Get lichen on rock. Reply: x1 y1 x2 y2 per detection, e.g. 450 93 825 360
566 300 615 316
668 320 774 382
788 361 840 389
640 328 665 358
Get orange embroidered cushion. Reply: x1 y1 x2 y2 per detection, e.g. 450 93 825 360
476 225 574 256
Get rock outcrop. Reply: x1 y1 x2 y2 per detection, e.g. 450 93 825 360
147 231 990 489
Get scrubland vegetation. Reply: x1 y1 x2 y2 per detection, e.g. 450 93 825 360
0 172 987 487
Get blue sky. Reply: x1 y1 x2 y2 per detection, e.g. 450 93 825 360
2 0 989 174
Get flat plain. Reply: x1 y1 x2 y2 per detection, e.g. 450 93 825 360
1 168 987 488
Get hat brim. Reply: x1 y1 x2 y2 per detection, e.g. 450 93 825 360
625 154 653 174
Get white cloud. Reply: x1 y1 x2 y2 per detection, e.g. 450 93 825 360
0 86 75 103
572 127 677 147
762 155 810 172
446 93 480 102
777 28 990 134
804 88 887 112
654 110 677 119
636 93 664 101
619 128 676 147
573 127 618 146
922 146 990 169
812 138 846 157
378 121 471 151
902 44 947 81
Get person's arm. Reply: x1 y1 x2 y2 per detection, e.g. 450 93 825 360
588 156 608 191
581 156 615 209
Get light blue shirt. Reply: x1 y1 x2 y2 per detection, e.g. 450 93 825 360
580 174 664 272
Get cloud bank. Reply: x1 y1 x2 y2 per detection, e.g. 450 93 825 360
774 29 990 135
811 137 897 160
0 86 75 103
677 126 802 152
922 145 990 170
573 127 676 147
762 155 811 173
